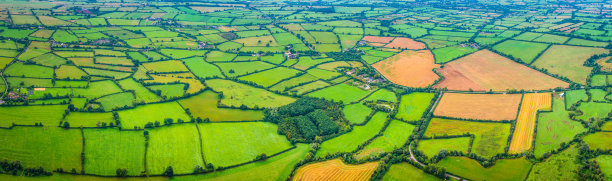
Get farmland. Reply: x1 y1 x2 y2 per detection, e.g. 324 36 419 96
433 93 522 121
293 159 379 181
509 93 552 154
0 0 609 180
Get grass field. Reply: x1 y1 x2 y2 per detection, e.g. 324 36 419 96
363 89 397 102
431 45 477 64
97 92 135 111
596 155 612 180
437 157 531 181
147 84 185 99
492 40 549 64
425 118 510 157
0 127 82 173
417 137 471 158
178 91 264 122
199 122 292 167
146 124 204 175
534 94 586 157
0 105 67 127
306 83 371 104
84 129 145 176
215 61 275 77
343 103 373 124
293 159 378 181
238 67 301 87
179 144 309 181
509 93 552 153
434 93 521 121
117 101 190 129
434 50 568 91
117 78 162 103
55 65 87 80
395 92 435 122
583 132 611 150
206 79 295 108
4 62 54 78
532 45 608 84
527 145 580 181
317 112 387 157
182 57 224 79
63 112 115 128
357 120 414 159
576 102 612 121
383 162 439 181
372 50 439 87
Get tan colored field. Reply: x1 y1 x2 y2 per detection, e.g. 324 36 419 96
596 56 611 72
293 159 379 181
384 37 426 50
433 50 569 91
372 50 440 87
509 93 552 153
434 93 522 121
362 36 395 43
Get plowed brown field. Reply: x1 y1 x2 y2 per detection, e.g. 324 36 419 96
509 93 552 153
433 50 569 91
293 159 379 181
434 93 522 121
384 37 426 50
372 50 440 87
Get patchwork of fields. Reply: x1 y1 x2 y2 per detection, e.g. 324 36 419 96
0 0 609 180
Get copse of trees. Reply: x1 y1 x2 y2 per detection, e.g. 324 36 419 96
264 97 347 142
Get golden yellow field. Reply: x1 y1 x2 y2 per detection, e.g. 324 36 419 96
293 159 379 181
509 93 552 153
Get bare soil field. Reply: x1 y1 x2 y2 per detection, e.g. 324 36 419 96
509 93 552 153
373 50 440 87
434 93 522 121
384 37 426 50
361 36 395 43
433 50 569 91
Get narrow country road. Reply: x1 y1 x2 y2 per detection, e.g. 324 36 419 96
408 144 463 180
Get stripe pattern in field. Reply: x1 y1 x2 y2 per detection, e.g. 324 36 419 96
509 93 551 153
293 159 379 181
434 93 522 121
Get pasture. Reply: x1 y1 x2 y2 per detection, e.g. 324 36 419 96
395 92 435 122
383 162 439 181
178 91 264 122
198 122 292 167
317 112 388 157
492 40 549 64
343 103 373 124
117 101 190 129
306 83 371 104
425 118 510 157
417 137 471 158
84 129 145 176
437 157 531 181
527 146 580 181
0 105 67 127
146 124 204 175
583 132 612 150
532 45 608 84
206 79 295 108
534 94 586 157
358 120 415 157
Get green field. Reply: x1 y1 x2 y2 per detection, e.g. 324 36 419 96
182 57 224 79
597 155 612 180
147 124 204 175
64 112 115 128
438 157 532 181
533 45 608 84
432 45 477 64
317 112 388 157
343 103 373 124
492 40 549 64
0 105 67 127
534 95 586 157
383 162 439 181
0 127 82 173
583 132 612 150
306 83 371 104
206 79 295 108
117 101 190 129
527 146 580 181
360 120 414 155
417 137 471 158
178 91 264 122
84 129 145 176
425 118 511 157
395 92 435 122
198 122 292 167
96 92 135 111
238 67 301 87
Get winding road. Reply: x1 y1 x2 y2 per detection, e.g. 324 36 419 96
408 144 463 180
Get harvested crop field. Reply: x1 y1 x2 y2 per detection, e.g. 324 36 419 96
433 50 568 91
372 50 440 87
361 36 394 43
433 93 522 121
384 37 426 50
532 45 608 84
509 93 551 153
293 159 378 181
